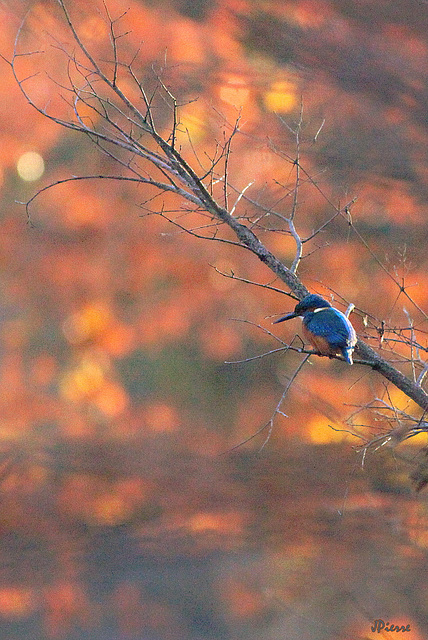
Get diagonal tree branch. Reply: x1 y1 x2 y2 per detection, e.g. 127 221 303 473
7 0 428 417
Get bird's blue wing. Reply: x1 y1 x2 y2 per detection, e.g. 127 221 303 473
305 308 356 347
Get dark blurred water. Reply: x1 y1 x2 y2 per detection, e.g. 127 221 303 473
0 437 427 640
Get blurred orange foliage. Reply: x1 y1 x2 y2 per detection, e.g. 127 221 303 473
1 1 428 636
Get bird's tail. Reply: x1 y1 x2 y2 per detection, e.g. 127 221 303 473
341 347 354 365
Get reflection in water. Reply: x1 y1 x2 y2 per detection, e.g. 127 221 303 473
0 437 426 639
2 1 428 638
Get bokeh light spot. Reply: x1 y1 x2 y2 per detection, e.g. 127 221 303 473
263 80 297 113
16 151 45 182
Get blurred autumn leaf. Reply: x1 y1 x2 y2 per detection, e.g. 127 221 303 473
0 1 428 639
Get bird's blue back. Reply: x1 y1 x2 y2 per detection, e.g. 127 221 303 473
303 307 356 349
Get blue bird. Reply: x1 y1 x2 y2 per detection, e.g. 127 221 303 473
274 294 357 364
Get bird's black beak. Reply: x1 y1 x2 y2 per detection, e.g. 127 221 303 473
273 311 298 324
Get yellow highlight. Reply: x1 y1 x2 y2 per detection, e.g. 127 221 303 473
16 151 45 182
60 358 105 402
400 430 427 446
384 387 418 414
62 303 111 344
308 417 351 444
177 101 207 144
264 81 297 113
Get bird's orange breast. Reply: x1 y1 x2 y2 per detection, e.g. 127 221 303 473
302 324 338 356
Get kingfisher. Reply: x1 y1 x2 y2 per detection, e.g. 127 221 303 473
273 294 357 364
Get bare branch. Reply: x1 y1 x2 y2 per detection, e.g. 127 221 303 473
9 0 428 425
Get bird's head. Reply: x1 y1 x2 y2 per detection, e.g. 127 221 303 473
273 294 331 323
